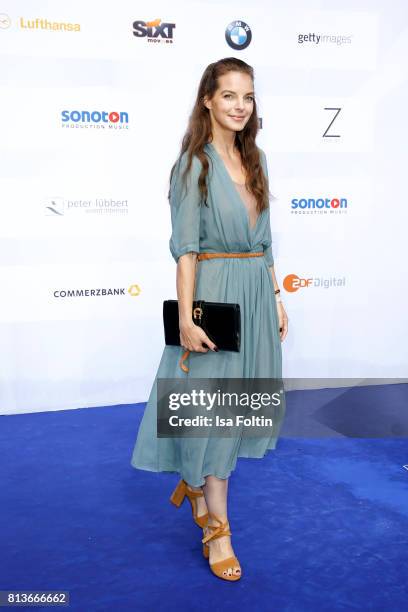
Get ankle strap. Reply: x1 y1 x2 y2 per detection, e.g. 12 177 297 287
184 481 204 498
202 514 232 544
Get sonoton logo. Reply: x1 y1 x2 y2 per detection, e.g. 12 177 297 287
132 18 175 43
283 274 345 292
225 20 252 50
291 196 348 214
61 110 129 129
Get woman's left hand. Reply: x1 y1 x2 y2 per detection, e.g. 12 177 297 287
276 301 288 341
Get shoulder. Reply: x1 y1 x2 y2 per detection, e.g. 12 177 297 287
257 146 268 175
170 151 201 194
257 146 267 162
175 150 203 176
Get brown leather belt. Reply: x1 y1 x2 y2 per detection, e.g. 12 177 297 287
197 251 264 261
179 251 264 372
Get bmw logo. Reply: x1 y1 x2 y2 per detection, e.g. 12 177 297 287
225 20 252 50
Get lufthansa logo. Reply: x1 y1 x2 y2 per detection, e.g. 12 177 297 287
225 20 252 50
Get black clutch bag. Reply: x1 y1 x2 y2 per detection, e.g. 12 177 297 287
163 299 241 352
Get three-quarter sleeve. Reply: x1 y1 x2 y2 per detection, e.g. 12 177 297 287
259 148 274 267
169 152 203 264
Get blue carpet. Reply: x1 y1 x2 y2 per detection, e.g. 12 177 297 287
1 384 408 611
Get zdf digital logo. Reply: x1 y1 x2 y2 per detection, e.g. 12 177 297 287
283 274 346 292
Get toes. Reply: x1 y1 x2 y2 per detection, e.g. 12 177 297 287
222 566 240 577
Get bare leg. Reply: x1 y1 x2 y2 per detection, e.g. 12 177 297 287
185 483 208 520
202 475 241 577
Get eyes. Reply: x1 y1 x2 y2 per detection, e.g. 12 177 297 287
224 94 254 102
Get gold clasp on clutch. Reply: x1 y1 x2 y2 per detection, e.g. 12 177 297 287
193 306 203 321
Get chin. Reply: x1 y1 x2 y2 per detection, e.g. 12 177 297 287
227 121 247 131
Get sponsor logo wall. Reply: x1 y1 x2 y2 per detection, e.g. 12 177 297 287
0 2 406 414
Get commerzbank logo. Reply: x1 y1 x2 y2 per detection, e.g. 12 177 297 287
53 284 142 299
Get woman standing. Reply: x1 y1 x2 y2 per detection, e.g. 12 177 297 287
131 57 288 581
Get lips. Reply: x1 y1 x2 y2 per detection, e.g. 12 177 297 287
230 115 245 119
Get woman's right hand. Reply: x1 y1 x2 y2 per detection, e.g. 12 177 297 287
179 321 218 353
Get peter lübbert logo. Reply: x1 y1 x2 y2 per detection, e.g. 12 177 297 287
225 20 252 50
0 14 11 29
44 196 129 216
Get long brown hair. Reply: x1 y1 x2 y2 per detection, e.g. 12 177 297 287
168 57 270 212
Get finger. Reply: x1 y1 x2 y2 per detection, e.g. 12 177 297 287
200 332 218 352
191 342 208 352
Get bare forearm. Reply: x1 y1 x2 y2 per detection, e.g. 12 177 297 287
176 252 197 328
268 265 280 292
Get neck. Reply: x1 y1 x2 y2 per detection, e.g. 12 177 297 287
208 130 237 158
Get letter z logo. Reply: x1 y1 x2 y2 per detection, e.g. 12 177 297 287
323 107 341 138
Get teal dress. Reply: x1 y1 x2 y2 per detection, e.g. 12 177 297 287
130 142 286 487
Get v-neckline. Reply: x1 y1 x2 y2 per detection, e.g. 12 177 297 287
206 142 262 233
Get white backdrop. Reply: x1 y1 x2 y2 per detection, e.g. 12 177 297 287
0 0 407 415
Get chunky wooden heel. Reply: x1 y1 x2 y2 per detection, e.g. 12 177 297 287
169 478 209 529
169 479 187 507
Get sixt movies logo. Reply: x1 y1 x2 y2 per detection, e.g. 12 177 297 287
291 195 348 215
132 18 175 43
61 109 129 129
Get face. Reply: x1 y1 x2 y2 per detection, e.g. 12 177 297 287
203 71 254 133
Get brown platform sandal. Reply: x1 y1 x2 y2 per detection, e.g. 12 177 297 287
201 512 242 581
169 478 209 529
